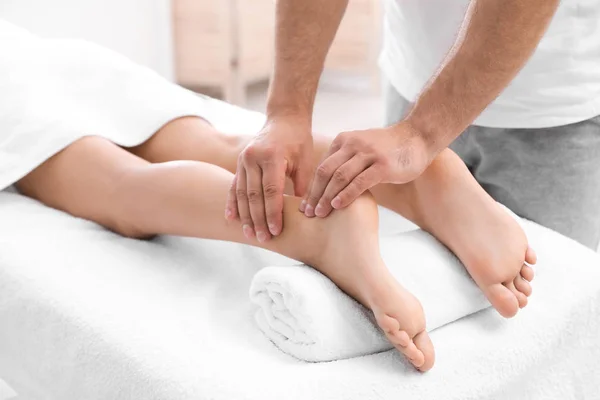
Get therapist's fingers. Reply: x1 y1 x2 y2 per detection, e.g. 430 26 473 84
225 176 239 221
261 159 286 236
331 165 381 210
298 176 313 214
235 166 255 240
303 150 353 217
314 156 371 218
300 141 341 214
245 163 270 243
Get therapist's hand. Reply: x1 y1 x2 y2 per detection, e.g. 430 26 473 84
300 122 432 218
225 115 313 242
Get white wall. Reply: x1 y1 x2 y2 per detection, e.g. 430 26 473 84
0 0 174 80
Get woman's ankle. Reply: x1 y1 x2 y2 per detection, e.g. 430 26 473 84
300 194 384 301
405 149 465 230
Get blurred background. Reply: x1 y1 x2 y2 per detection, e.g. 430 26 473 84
0 0 383 135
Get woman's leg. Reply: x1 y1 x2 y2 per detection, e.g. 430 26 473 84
127 115 535 359
130 117 535 319
16 134 435 371
311 138 536 318
127 116 243 174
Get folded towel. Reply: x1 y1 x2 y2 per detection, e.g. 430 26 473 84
249 228 494 362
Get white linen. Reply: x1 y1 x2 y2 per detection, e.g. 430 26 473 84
250 229 490 362
379 0 600 128
0 20 216 190
1 176 600 400
0 378 17 400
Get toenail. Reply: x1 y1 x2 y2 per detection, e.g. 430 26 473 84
242 225 253 239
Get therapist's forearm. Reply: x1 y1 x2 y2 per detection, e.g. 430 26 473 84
266 0 349 120
404 0 560 153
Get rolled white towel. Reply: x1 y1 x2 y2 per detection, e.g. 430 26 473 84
249 229 492 362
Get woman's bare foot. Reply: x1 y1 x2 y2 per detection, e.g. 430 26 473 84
408 150 536 318
370 280 434 372
298 194 435 371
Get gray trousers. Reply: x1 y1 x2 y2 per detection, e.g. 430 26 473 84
384 84 600 250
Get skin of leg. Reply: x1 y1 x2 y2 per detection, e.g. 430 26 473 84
127 117 243 174
311 137 536 317
384 86 536 314
133 117 535 318
16 133 435 371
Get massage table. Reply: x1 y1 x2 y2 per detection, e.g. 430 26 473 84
1 99 599 400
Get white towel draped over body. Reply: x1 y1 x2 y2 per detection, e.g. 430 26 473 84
0 20 216 190
250 213 532 362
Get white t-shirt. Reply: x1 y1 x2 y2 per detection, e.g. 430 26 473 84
379 0 600 128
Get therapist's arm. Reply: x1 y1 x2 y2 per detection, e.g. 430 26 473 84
266 0 349 118
405 0 560 151
225 0 349 241
303 0 561 216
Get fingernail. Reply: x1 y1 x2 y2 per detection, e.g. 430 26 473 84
299 200 307 212
256 231 268 243
331 197 341 209
304 204 314 217
268 223 279 236
314 204 325 217
225 209 232 219
242 225 253 239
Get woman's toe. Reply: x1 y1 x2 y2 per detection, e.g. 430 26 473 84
485 283 519 318
525 246 537 265
516 291 528 308
507 281 528 308
390 329 411 347
413 331 435 372
506 281 527 309
378 314 412 347
397 338 425 368
521 264 535 282
514 274 532 296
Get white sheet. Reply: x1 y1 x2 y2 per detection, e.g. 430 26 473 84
1 100 600 400
249 208 580 363
0 378 17 400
